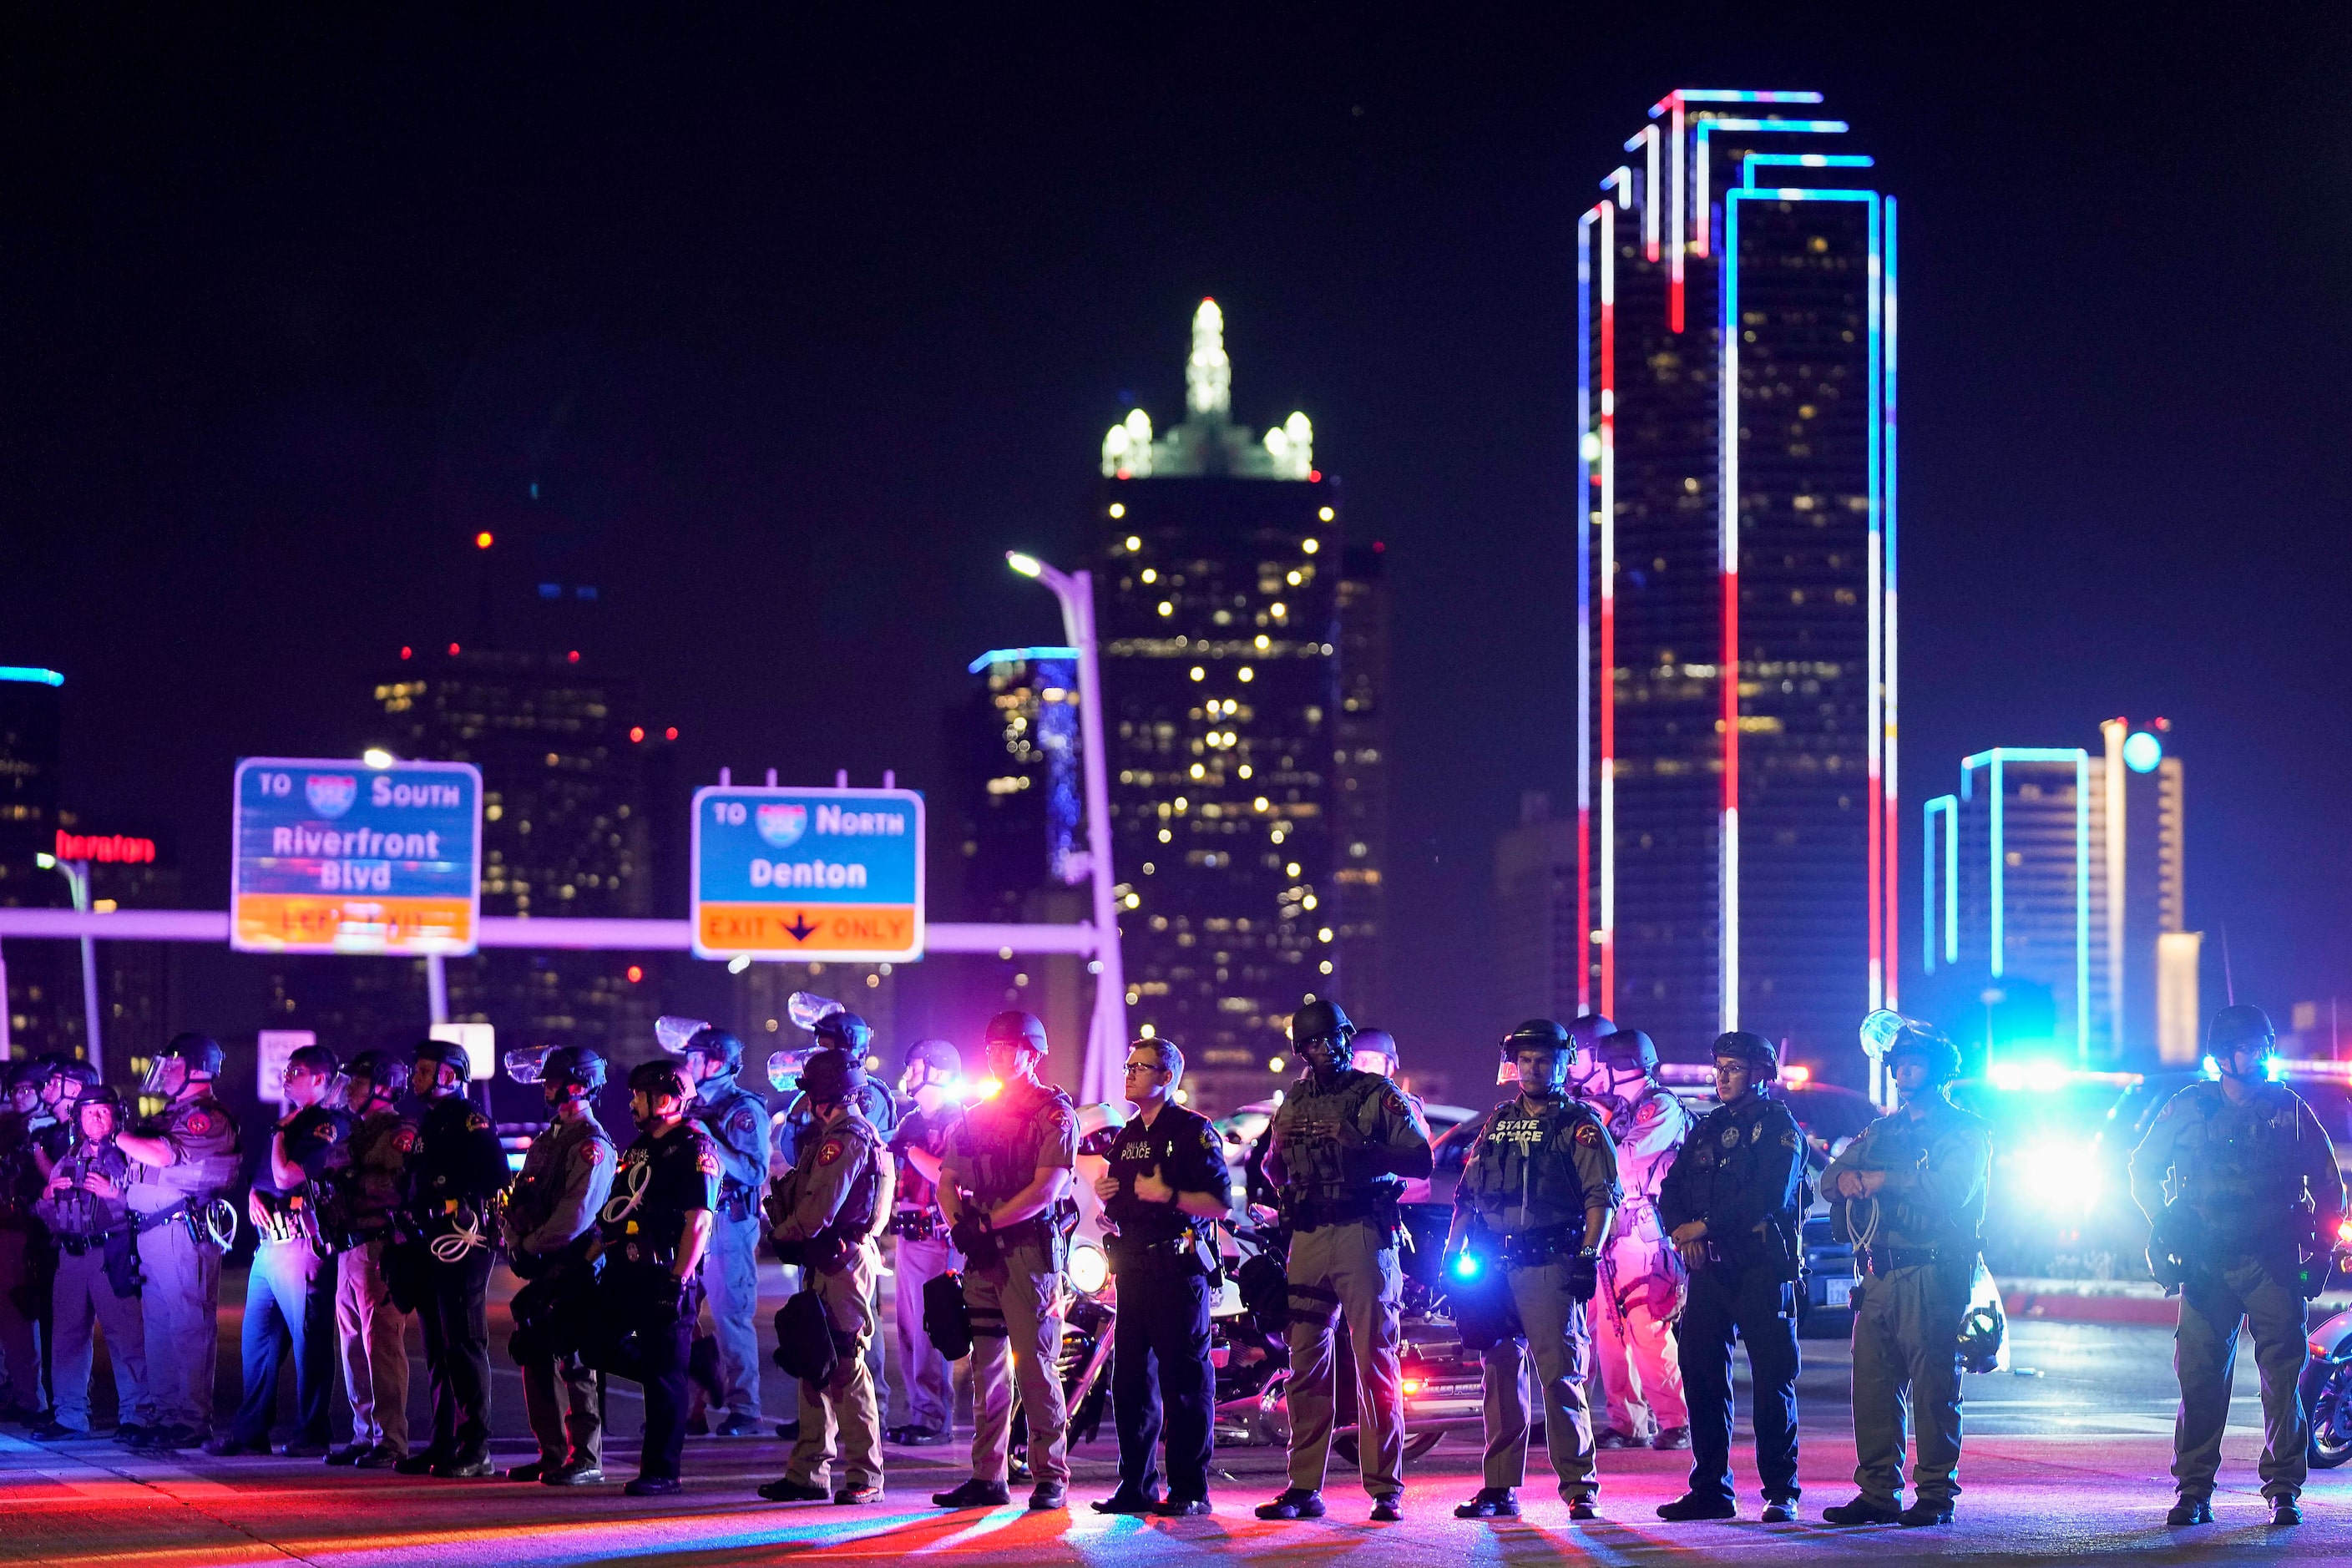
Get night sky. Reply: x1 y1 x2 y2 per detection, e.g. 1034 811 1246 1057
6 8 2348 1085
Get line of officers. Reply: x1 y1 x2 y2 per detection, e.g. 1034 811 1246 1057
1 996 2335 1527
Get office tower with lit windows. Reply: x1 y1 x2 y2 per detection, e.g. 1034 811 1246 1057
1495 792 1585 1026
1576 90 1897 1065
1092 300 1347 1115
1918 719 2191 1070
344 648 675 1057
1332 544 1389 1025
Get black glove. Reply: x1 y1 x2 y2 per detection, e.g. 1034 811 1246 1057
950 1214 1000 1270
1565 1250 1599 1302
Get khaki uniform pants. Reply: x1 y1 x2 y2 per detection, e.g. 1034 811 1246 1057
2173 1257 2308 1501
134 1218 219 1430
1850 1265 1966 1509
964 1237 1067 1487
51 1247 148 1431
1284 1220 1405 1497
792 1242 883 1490
1480 1258 1598 1501
335 1238 410 1454
1591 1215 1687 1437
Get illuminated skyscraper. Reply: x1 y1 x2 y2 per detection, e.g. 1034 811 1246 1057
1495 792 1584 1026
1577 91 1898 1062
1092 301 1347 1115
1919 719 2191 1070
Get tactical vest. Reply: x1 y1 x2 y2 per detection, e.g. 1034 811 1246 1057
2177 1089 2309 1226
1272 1070 1402 1203
1460 1098 1598 1232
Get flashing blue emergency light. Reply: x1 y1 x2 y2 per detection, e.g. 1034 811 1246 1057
1452 1253 1482 1282
2122 731 2162 774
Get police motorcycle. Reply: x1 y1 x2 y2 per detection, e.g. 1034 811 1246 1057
2299 1223 2352 1468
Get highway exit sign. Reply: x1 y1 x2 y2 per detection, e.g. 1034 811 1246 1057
690 785 924 963
231 757 482 955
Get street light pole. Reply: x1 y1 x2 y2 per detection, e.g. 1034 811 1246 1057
38 854 103 1080
1008 551 1128 1105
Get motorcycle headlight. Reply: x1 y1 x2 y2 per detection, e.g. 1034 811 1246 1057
1068 1242 1110 1295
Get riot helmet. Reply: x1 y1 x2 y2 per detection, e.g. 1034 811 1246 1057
53 1060 99 1112
144 1032 224 1097
1502 1018 1576 1098
74 1085 123 1143
507 1045 606 1100
1560 1013 1618 1090
766 1045 815 1095
900 1039 961 1096
799 1047 868 1106
1076 1100 1129 1158
412 1036 473 1095
983 1010 1048 1083
627 1058 695 1123
1710 1029 1780 1088
1290 998 1355 1074
2207 1004 2279 1080
682 1026 747 1080
1861 1010 1962 1086
1594 1028 1662 1090
814 1012 873 1058
6 1059 46 1111
344 1049 406 1110
1350 1027 1400 1077
282 1044 341 1108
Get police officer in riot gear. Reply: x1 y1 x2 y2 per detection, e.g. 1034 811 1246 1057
2130 1004 2343 1528
1821 1014 1990 1527
933 1010 1080 1512
117 1032 240 1451
212 1044 353 1456
393 1037 509 1478
1447 1019 1620 1521
30 1088 149 1439
1581 1027 1694 1451
595 1059 720 1496
324 1050 414 1467
1656 1031 1806 1522
502 1045 617 1485
680 1025 771 1439
886 1039 964 1445
1258 997 1434 1523
757 1046 892 1505
0 1060 53 1424
1094 1036 1231 1518
32 1060 100 1173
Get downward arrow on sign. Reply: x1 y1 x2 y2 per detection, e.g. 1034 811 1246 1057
784 913 818 943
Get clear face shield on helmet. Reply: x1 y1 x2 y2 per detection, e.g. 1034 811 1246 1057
504 1046 555 1084
654 1014 713 1056
788 991 846 1032
141 1055 190 1098
768 1047 816 1095
900 1059 960 1098
1350 1045 1397 1076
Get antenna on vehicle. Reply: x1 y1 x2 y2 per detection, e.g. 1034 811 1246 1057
2219 921 2237 1006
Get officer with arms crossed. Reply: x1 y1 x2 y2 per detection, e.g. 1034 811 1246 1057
321 1050 413 1468
394 1037 510 1478
501 1045 617 1485
118 1033 241 1451
31 1087 149 1439
1655 1031 1807 1522
597 1059 720 1496
885 1039 964 1446
1092 1036 1231 1519
758 1045 892 1505
1579 1027 1694 1451
932 1010 1080 1512
679 1026 770 1439
1257 998 1434 1523
1448 1019 1620 1521
212 1044 353 1455
2132 1004 2342 1529
1819 1015 1990 1527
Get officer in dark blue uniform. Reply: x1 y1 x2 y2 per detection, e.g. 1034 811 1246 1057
393 1038 510 1478
680 1025 771 1439
595 1059 720 1496
1654 1031 1806 1523
1091 1037 1232 1519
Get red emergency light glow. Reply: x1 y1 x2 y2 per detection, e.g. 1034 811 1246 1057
567 650 580 665
447 643 461 656
399 645 412 660
665 727 678 741
54 831 157 865
630 726 645 743
626 965 644 984
475 532 493 549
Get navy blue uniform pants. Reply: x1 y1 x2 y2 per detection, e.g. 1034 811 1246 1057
602 1266 697 1482
1677 1262 1801 1505
1111 1270 1214 1502
230 1240 335 1445
417 1250 494 1459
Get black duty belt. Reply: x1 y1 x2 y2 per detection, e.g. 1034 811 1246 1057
1284 1195 1386 1233
888 1210 940 1242
1863 1244 1941 1277
131 1201 194 1235
1499 1222 1581 1269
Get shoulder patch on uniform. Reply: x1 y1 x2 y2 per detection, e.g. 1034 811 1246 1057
1574 1121 1601 1147
184 1109 214 1136
731 1106 759 1134
818 1136 847 1166
393 1127 419 1154
467 1113 490 1133
696 1149 721 1178
1636 1098 1661 1121
1781 1128 1800 1149
586 1141 609 1166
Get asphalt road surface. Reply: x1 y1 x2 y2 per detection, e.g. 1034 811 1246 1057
3 1262 2342 1565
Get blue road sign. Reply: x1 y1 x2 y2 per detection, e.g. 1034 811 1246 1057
232 756 483 954
691 785 924 962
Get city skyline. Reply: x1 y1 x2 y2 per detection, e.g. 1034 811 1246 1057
2 16 2344 1091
